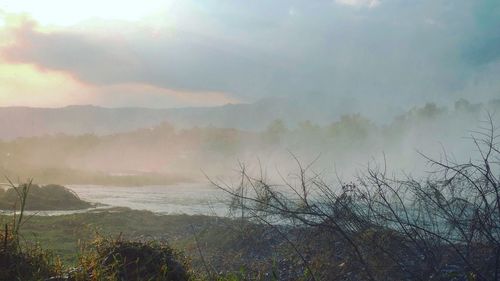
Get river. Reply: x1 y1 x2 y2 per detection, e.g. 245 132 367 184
66 183 230 216
0 183 231 217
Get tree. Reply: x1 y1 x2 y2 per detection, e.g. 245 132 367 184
212 116 500 281
263 119 288 145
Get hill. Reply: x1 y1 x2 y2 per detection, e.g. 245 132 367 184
0 184 93 210
0 96 410 140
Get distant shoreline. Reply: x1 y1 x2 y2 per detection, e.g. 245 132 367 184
1 170 201 187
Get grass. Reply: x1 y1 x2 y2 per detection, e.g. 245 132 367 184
1 208 204 263
0 180 198 280
71 235 191 281
5 180 483 280
1 206 306 279
0 208 291 280
0 181 64 280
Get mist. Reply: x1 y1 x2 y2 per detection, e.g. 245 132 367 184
1 99 498 186
1 1 500 279
2 1 500 110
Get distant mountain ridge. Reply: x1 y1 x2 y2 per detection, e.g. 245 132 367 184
0 105 171 139
0 98 373 139
2 97 484 140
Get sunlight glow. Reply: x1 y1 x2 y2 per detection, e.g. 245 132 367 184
0 61 238 108
0 62 90 107
0 0 171 26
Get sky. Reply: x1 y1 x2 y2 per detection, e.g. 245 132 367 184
0 0 499 108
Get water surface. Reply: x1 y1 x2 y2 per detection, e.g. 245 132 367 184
68 183 229 216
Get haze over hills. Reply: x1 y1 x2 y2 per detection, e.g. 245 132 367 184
1 98 499 186
0 97 405 139
1 1 500 279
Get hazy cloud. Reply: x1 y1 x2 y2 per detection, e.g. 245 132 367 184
335 0 380 8
1 0 499 108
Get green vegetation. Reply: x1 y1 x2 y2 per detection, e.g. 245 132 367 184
72 235 190 281
1 109 499 280
0 182 63 280
0 229 61 281
0 183 93 210
0 181 195 281
1 99 498 186
0 214 192 281
0 205 293 280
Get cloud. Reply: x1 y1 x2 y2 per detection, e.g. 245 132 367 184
461 0 500 66
0 14 288 100
0 59 238 108
0 0 499 109
89 83 239 108
335 0 381 8
0 61 92 107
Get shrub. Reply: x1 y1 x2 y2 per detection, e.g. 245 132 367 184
0 183 93 210
0 231 61 281
0 181 62 281
72 235 191 281
213 117 500 281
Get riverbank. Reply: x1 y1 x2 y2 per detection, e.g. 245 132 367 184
2 206 496 280
2 168 198 187
1 207 295 277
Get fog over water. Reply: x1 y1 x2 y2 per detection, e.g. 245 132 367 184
1 2 500 280
0 1 499 214
68 184 228 216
